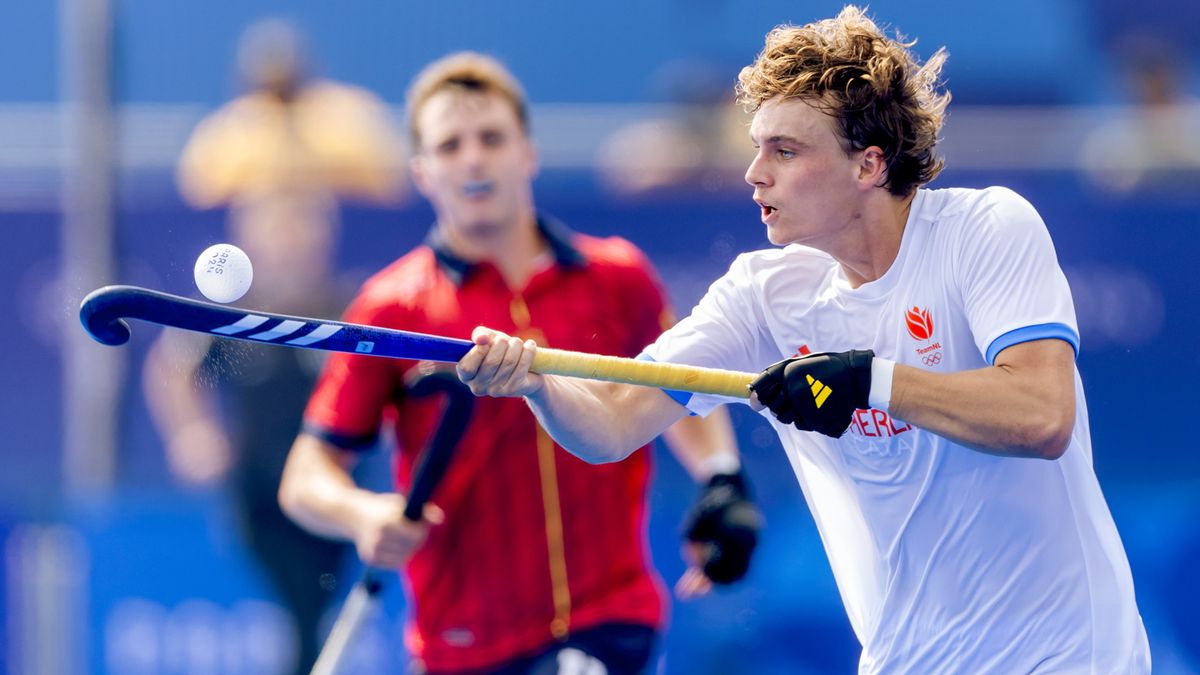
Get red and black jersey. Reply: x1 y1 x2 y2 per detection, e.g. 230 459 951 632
304 216 674 673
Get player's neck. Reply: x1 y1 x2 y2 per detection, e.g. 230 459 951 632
831 192 915 288
491 215 548 290
440 211 548 290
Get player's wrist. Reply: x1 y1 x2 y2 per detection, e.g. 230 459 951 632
521 374 549 402
868 357 895 411
696 451 741 482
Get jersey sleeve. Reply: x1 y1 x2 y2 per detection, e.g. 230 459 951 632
640 253 776 416
302 290 402 450
957 187 1080 364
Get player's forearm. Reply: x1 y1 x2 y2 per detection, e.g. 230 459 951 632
888 362 1075 459
278 435 375 540
525 376 681 464
662 407 740 482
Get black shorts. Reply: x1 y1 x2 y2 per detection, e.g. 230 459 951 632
423 623 659 675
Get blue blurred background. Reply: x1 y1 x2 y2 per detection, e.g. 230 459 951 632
2 1 1199 673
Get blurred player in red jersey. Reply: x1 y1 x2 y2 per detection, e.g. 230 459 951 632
278 52 761 675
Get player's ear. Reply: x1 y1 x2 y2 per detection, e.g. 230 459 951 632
410 155 432 198
523 136 540 179
858 146 887 188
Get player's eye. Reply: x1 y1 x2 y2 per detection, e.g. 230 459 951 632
777 148 796 159
481 130 505 147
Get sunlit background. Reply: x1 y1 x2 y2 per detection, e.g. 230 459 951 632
2 1 1198 673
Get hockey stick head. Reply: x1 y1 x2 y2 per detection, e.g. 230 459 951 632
79 286 136 346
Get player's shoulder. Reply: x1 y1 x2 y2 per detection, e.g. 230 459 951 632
352 248 443 315
200 92 278 125
301 79 386 105
919 185 1033 218
571 233 653 271
919 185 1045 244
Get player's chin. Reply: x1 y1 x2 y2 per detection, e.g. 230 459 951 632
457 215 507 241
764 223 794 247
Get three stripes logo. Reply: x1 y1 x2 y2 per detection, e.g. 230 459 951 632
806 374 832 408
212 314 343 346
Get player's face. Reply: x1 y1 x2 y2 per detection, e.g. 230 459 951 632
745 97 867 248
412 90 538 246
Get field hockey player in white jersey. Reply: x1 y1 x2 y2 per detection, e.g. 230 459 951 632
455 6 1151 673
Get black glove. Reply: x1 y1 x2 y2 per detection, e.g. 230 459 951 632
750 350 874 438
683 470 762 584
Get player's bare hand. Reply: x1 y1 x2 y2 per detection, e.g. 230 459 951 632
674 552 715 600
352 492 443 569
457 326 544 397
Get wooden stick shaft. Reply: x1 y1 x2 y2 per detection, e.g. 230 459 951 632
532 348 754 399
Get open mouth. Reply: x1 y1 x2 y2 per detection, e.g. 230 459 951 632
463 180 495 198
756 198 778 220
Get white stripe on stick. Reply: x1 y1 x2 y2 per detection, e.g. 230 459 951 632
286 324 342 346
212 315 270 335
248 320 306 341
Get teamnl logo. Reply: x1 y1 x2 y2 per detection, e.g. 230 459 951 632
905 306 943 367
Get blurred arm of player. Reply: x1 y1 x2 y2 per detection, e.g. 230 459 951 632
143 332 233 486
661 412 763 600
457 327 763 596
278 434 443 569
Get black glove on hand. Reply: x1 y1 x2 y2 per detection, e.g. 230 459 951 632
683 470 762 584
750 350 874 438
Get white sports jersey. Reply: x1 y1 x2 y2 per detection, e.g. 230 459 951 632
643 187 1150 673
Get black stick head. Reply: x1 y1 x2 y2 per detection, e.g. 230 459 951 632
79 286 135 346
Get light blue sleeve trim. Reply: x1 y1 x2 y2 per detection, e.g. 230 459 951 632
985 322 1079 365
635 352 696 412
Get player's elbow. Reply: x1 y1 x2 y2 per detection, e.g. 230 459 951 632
1020 409 1074 460
277 469 302 517
566 442 637 466
276 446 311 518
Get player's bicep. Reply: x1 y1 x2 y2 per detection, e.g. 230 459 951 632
992 339 1076 415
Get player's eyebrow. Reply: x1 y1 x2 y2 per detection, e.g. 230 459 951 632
750 133 806 146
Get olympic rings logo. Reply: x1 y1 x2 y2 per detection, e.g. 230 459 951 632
922 352 942 366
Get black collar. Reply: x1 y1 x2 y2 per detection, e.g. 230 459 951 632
425 214 587 286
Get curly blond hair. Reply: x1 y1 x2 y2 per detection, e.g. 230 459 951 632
736 6 950 196
406 52 529 149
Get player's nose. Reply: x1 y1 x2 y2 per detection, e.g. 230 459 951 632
744 151 771 187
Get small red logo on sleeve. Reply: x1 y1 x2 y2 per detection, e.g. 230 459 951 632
905 307 934 341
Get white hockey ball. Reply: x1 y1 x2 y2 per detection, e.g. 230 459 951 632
194 243 253 304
